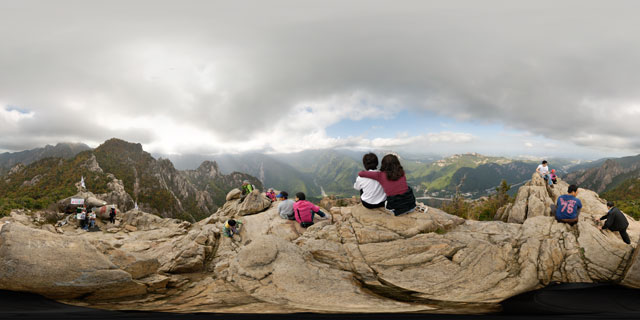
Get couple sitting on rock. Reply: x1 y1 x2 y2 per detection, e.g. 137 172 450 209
554 184 630 244
276 191 328 228
354 153 421 216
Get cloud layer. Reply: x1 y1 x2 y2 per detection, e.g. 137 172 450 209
1 1 639 156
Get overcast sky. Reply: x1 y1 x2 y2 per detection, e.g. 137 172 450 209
1 0 639 159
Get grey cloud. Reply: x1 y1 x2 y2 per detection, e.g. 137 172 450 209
1 0 640 153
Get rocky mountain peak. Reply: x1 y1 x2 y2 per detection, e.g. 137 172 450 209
96 138 145 155
196 160 220 177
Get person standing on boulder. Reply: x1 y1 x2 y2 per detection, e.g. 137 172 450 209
82 208 90 231
357 154 416 216
555 184 582 226
600 201 631 244
276 191 295 220
293 192 327 228
88 210 97 230
77 207 86 229
109 207 116 224
354 153 386 209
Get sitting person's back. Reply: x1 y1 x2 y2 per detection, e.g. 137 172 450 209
358 154 415 216
555 184 582 225
293 192 326 228
276 191 295 220
354 153 386 209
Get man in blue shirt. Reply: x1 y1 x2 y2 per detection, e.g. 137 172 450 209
555 184 582 226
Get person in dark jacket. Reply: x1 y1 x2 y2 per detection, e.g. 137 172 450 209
600 201 631 244
109 207 116 224
358 154 416 216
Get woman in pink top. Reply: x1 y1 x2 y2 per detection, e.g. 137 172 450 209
293 192 327 228
358 154 416 216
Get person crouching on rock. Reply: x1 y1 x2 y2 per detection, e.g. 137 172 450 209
554 184 582 226
276 191 295 220
223 219 242 238
293 192 327 228
600 201 631 244
357 154 416 216
354 153 386 209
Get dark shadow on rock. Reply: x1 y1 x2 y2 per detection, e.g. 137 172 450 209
501 283 640 315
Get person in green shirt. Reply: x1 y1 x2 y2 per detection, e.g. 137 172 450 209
241 180 254 195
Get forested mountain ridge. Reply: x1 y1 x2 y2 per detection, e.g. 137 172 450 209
0 138 261 221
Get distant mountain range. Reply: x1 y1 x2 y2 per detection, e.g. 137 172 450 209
565 155 640 219
0 139 261 221
0 143 91 174
1 138 629 221
161 151 594 200
565 154 640 193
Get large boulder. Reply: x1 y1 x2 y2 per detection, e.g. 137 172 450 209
96 175 135 211
0 223 146 299
57 191 106 213
237 190 272 216
93 204 121 220
228 235 430 312
119 210 189 231
498 173 557 223
226 188 242 201
216 190 272 218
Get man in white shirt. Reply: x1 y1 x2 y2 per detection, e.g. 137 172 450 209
354 153 387 209
536 160 550 181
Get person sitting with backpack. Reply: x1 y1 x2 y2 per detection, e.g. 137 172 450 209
600 201 631 244
357 154 416 216
293 192 327 228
